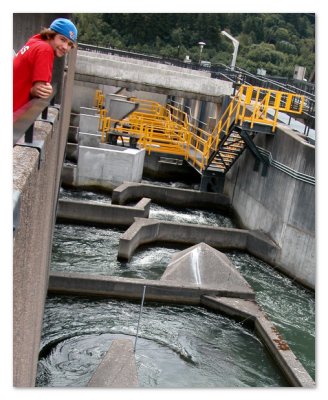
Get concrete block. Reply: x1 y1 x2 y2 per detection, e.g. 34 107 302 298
77 145 145 189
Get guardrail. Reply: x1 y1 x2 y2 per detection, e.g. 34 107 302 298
13 84 57 146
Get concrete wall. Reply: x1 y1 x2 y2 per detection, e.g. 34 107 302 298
224 125 315 289
13 44 77 387
13 110 65 386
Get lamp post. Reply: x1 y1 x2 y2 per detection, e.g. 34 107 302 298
198 41 206 64
221 31 239 70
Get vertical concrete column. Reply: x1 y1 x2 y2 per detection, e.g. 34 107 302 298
190 99 202 126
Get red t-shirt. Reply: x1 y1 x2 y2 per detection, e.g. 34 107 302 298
13 34 54 112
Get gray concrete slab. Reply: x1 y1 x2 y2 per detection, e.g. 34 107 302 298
88 339 138 387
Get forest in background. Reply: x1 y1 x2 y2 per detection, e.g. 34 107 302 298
72 13 315 79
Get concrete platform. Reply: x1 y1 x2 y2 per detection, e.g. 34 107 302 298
88 339 138 387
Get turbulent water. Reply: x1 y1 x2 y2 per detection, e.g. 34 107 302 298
37 297 288 387
36 187 315 387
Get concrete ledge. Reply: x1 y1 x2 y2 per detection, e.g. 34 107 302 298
76 52 233 101
57 197 151 226
48 272 255 303
112 182 231 211
117 218 280 263
88 339 138 387
201 296 315 388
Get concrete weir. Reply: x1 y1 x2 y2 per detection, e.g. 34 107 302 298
57 197 151 226
112 181 231 212
48 242 314 387
117 217 280 267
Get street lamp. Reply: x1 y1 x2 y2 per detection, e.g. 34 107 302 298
198 41 206 64
221 31 239 70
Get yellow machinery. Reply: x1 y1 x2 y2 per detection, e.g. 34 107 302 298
94 85 304 174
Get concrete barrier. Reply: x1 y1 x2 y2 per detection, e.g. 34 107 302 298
57 197 151 226
117 218 279 264
13 109 65 386
112 182 231 212
48 271 255 303
13 47 77 386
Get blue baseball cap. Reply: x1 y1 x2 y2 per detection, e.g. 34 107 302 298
50 18 78 42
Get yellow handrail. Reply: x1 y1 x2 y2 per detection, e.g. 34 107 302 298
94 85 305 171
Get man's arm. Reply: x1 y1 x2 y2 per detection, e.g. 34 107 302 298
30 81 53 99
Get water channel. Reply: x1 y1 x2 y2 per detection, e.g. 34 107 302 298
36 187 315 387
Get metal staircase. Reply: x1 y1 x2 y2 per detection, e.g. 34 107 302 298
206 128 246 173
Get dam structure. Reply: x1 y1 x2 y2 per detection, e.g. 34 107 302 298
13 14 315 388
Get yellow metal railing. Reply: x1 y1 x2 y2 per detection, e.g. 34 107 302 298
95 85 305 172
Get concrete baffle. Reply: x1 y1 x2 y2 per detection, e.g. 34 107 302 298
88 339 138 388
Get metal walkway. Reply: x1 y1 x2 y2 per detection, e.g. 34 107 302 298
95 85 305 176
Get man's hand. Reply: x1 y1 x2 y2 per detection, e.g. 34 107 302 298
30 82 53 99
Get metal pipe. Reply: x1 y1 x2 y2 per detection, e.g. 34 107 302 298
134 285 146 352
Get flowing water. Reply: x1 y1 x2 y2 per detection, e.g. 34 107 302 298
36 187 315 387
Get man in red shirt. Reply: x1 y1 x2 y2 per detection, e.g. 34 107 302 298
13 18 78 112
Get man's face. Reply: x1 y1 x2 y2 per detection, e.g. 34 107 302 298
49 34 74 57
